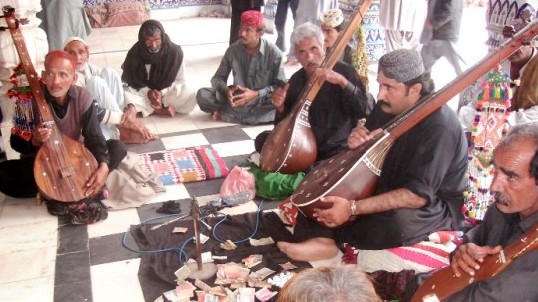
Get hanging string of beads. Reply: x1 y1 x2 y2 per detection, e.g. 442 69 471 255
463 65 512 224
7 64 36 141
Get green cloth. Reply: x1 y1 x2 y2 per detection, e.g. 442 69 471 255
246 162 305 200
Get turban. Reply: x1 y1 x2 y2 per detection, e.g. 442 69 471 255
319 8 344 28
378 49 425 83
241 10 264 29
63 36 88 50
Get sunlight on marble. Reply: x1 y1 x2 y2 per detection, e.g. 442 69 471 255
211 140 256 157
0 275 54 302
0 219 57 255
91 258 145 302
0 246 56 283
87 207 141 238
161 133 209 150
147 184 191 204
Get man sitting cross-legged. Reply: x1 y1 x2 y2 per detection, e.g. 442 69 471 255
63 37 155 143
196 10 287 125
122 20 196 118
277 49 468 281
0 51 127 223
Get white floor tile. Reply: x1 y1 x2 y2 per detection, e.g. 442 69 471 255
153 116 198 135
161 133 209 150
0 198 56 228
0 247 56 284
0 219 57 256
241 125 274 139
0 276 54 302
211 140 255 157
148 184 190 204
91 259 145 302
87 208 141 238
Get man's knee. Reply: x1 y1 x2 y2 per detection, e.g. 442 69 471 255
196 88 221 112
106 139 127 170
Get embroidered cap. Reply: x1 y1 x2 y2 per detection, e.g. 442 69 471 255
378 49 425 83
241 10 264 29
319 8 344 28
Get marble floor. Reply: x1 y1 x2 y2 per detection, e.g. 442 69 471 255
0 7 489 302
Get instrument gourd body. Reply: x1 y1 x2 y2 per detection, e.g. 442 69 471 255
3 6 98 202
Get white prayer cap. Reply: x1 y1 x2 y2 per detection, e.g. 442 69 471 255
63 37 88 50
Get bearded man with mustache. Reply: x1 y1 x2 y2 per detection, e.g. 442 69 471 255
276 50 468 301
426 123 538 301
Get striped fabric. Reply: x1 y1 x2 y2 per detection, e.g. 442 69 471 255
139 147 229 185
356 241 453 273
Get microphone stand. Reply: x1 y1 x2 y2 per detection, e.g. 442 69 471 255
187 196 217 280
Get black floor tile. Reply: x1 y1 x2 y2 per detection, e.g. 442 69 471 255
54 282 92 302
125 139 166 153
55 250 91 286
184 178 224 198
136 198 192 223
223 154 250 169
201 125 251 144
89 233 140 266
58 224 89 254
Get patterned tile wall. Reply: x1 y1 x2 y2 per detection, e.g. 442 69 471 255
83 0 224 9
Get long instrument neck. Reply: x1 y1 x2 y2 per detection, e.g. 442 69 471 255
2 7 53 123
289 0 372 116
383 20 538 140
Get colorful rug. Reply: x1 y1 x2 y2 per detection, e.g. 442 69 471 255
139 147 229 185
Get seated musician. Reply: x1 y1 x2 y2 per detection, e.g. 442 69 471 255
196 10 287 125
254 22 374 162
63 37 155 143
319 8 369 87
0 51 126 222
122 20 196 117
277 49 468 289
408 122 538 302
436 123 538 301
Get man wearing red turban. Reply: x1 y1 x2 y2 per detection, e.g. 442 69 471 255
197 10 287 125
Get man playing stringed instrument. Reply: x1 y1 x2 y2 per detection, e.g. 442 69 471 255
0 51 126 219
255 22 374 161
278 49 468 280
438 123 538 301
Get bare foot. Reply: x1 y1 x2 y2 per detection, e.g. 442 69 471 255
153 106 176 117
277 238 338 262
211 111 222 121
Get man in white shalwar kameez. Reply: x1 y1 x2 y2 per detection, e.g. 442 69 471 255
379 0 428 52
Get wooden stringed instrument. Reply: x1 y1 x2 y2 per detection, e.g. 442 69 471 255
259 0 372 174
289 20 538 226
2 6 98 202
411 222 538 302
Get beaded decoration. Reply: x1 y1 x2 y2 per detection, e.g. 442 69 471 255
463 66 512 223
351 24 369 90
7 64 36 141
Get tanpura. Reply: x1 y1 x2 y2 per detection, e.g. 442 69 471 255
289 20 538 227
259 0 372 174
1 6 98 202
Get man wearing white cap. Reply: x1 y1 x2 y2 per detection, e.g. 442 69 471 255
64 37 155 143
